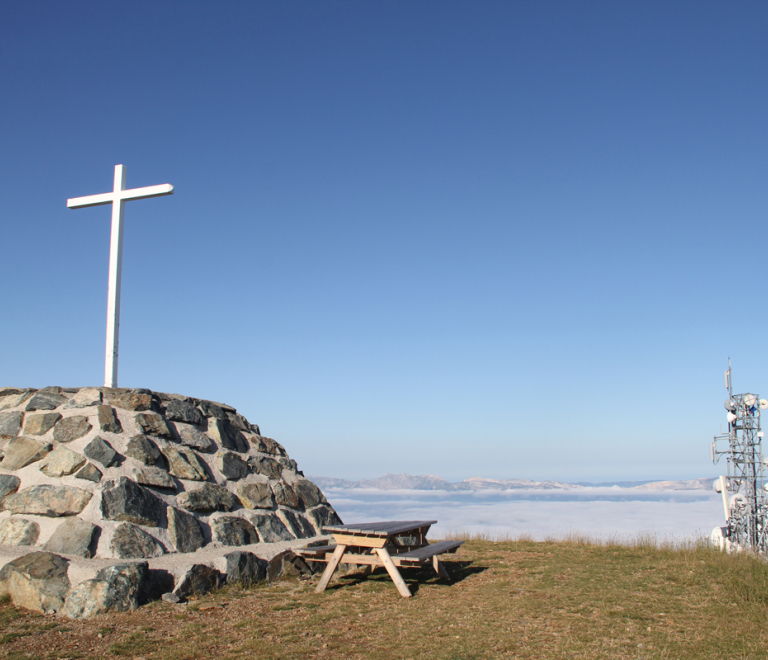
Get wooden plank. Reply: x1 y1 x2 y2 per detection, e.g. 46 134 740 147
374 547 412 598
339 555 383 566
323 521 438 536
295 544 336 558
433 556 450 579
390 540 464 566
393 540 464 561
315 544 347 593
331 534 388 548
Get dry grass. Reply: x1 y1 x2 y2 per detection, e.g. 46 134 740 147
1 537 768 659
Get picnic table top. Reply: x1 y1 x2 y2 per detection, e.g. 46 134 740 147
322 520 438 537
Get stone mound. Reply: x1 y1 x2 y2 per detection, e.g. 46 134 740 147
0 386 341 617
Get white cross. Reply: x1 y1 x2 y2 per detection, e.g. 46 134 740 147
67 164 174 388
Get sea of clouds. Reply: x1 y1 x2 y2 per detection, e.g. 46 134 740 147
325 487 725 542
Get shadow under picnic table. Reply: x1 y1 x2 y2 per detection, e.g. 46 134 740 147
321 560 487 595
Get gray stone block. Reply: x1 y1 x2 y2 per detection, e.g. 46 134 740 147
103 390 153 411
293 478 326 509
277 457 299 473
164 400 203 425
74 462 102 483
271 482 299 508
1 437 52 470
131 465 176 490
250 435 285 457
161 445 208 481
178 425 214 452
135 412 173 438
211 516 258 546
306 504 343 533
0 552 70 614
225 412 251 433
173 564 222 599
125 434 162 466
167 507 205 553
0 411 23 438
198 400 231 418
246 512 294 542
39 446 87 478
23 412 61 436
0 518 40 546
63 388 101 409
224 551 266 584
63 561 148 619
236 481 274 509
83 436 118 468
97 405 123 433
24 392 67 411
110 523 165 559
0 475 21 508
43 518 98 558
131 465 174 489
162 591 182 603
53 415 92 443
0 391 33 411
101 477 166 527
208 417 248 453
4 485 92 517
248 455 282 479
176 483 239 513
277 509 316 539
217 451 248 480
267 550 313 583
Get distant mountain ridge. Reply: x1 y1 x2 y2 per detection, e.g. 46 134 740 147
309 473 715 491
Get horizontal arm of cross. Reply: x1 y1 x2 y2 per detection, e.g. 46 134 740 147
67 184 174 209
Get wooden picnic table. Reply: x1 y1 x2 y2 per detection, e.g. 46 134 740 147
297 520 464 598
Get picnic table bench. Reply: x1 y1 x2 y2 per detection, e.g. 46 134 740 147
296 520 464 598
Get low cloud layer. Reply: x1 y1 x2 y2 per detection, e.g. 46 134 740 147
326 487 724 541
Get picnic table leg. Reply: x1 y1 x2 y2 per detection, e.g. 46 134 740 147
374 547 412 598
315 544 347 593
433 556 450 579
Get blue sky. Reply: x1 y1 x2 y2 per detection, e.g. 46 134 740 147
1 1 767 482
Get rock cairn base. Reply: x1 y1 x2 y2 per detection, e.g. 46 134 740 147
0 387 341 618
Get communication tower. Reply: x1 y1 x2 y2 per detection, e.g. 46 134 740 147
710 361 768 552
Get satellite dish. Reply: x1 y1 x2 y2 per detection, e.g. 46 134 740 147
763 483 768 493
729 493 748 509
714 479 723 493
762 456 768 468
727 412 738 424
760 400 768 410
745 394 758 408
725 399 737 411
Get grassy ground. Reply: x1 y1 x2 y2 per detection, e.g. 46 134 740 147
1 537 768 659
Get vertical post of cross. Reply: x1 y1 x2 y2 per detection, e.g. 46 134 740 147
105 165 126 388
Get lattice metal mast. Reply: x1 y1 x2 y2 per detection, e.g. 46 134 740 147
710 361 768 551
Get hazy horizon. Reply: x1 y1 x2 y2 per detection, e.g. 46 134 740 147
308 471 720 485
